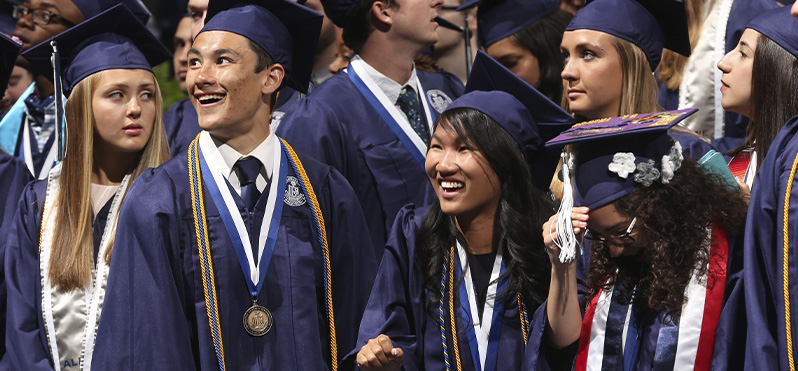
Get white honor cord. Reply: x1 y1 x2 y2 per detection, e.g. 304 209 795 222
553 151 578 263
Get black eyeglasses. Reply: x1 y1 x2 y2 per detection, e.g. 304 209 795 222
584 217 637 245
12 5 77 27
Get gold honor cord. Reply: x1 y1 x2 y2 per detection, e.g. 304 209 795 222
784 151 798 371
189 138 227 371
280 138 338 371
448 246 463 371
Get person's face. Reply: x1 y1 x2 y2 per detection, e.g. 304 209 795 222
329 30 353 74
12 0 85 52
485 36 541 88
586 203 644 258
560 29 624 119
91 69 156 155
560 0 584 15
426 120 501 220
1 65 34 111
792 1 798 18
433 0 464 53
173 17 193 95
188 0 209 39
187 31 277 140
717 28 758 119
387 0 444 48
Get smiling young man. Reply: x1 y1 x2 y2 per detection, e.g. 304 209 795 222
275 0 464 258
1 0 150 179
92 1 376 370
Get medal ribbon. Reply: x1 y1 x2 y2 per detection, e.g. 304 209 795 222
197 132 287 297
189 135 338 371
346 59 436 169
454 242 507 371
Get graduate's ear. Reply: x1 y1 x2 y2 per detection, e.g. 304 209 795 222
371 0 394 28
262 63 285 97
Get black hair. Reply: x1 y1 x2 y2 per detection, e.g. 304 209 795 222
504 10 572 103
342 0 399 53
418 108 552 307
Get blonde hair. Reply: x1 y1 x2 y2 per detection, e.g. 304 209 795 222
657 0 706 90
49 70 170 291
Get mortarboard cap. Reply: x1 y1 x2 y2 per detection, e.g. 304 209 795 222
546 108 696 209
460 0 560 47
202 0 322 93
318 0 359 28
446 51 574 188
0 33 21 97
74 0 151 25
565 0 690 71
747 6 798 57
21 4 170 95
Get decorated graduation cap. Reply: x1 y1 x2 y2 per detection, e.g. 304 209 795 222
747 6 798 57
74 0 151 25
21 4 170 95
0 33 21 97
202 0 322 93
445 50 574 188
458 0 560 47
565 0 690 71
544 108 697 262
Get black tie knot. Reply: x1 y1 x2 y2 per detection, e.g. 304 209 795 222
235 157 262 187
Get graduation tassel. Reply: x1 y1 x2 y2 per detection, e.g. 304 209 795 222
553 150 578 263
50 41 65 162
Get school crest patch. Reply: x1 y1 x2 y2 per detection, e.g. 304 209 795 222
284 176 306 206
427 89 453 113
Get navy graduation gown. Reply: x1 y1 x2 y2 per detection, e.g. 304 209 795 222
92 144 377 370
163 98 200 159
4 179 113 370
0 154 33 365
276 70 463 258
348 205 541 370
727 115 798 370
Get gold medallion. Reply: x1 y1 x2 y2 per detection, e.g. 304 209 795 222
243 304 273 336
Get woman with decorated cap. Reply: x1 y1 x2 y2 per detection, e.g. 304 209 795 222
533 112 747 370
559 0 716 161
716 6 798 201
458 0 572 103
5 4 170 369
351 51 574 371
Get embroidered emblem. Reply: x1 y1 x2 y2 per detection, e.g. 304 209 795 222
427 89 453 113
284 176 306 206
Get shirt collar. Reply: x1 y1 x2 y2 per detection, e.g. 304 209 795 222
212 131 276 183
351 54 420 104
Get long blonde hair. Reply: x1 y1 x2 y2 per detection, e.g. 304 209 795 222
49 70 170 291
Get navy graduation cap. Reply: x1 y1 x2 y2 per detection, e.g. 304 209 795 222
21 4 170 95
565 0 690 71
747 6 798 57
546 108 696 209
458 0 560 47
445 50 574 187
0 33 21 97
73 0 151 25
316 0 358 28
202 0 322 93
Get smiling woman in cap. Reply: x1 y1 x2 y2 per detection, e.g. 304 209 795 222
5 4 170 370
533 111 747 370
352 51 574 371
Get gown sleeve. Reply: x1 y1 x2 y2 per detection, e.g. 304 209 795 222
5 182 53 370
91 167 197 370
